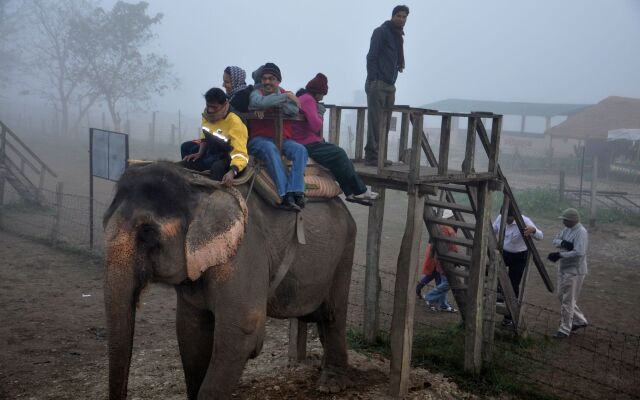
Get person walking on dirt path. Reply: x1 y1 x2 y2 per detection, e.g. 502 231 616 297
492 210 543 327
547 208 589 339
364 5 409 166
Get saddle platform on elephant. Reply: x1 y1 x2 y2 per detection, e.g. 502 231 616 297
127 158 342 208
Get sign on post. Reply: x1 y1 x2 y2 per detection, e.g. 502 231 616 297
89 128 129 249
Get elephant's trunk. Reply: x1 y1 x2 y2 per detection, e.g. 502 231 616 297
104 222 147 400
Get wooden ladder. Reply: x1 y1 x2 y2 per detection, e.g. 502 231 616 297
0 120 58 207
416 117 554 337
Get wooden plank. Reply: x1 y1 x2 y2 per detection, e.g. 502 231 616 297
355 109 366 161
589 154 598 227
49 182 63 244
377 110 390 171
408 113 423 184
515 253 532 336
274 109 284 151
363 186 386 343
498 196 510 248
398 112 410 162
482 249 500 363
424 198 474 213
427 183 469 193
489 116 502 175
287 318 307 364
430 234 474 248
329 107 342 145
389 191 424 397
463 117 477 174
438 252 471 267
438 115 452 175
427 216 475 231
464 180 490 375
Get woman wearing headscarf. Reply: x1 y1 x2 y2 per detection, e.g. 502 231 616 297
222 66 253 113
292 73 378 203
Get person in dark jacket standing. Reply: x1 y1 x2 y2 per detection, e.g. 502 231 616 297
364 5 409 166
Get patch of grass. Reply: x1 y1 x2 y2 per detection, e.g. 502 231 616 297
348 325 560 400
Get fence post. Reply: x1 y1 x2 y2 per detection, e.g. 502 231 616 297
0 124 6 226
50 182 63 244
559 170 565 201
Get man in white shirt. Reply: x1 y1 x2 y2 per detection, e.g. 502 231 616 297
492 211 543 326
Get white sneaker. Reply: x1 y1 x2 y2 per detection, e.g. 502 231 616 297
353 188 379 201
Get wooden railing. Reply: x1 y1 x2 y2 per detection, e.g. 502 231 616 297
0 120 58 203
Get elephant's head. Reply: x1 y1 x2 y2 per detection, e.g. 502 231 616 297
102 162 247 399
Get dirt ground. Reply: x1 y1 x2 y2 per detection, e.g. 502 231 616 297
1 133 640 399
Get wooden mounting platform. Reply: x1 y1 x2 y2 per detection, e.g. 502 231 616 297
352 160 500 185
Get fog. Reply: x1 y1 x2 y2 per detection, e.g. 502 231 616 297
135 0 640 112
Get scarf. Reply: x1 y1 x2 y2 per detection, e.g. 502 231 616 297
227 66 248 97
385 20 405 71
202 101 230 123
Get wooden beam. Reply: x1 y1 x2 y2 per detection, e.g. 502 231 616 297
409 113 423 183
363 186 386 343
464 180 490 375
288 318 307 364
482 249 500 363
589 154 598 227
463 117 477 174
377 110 391 171
488 117 502 175
328 106 342 145
389 190 425 397
398 111 410 162
438 115 452 175
355 109 366 161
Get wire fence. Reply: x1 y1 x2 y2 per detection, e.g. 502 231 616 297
1 192 639 399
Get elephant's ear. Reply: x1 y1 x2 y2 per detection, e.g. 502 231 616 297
185 188 248 281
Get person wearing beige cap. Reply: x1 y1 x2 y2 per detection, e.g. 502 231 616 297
547 208 589 339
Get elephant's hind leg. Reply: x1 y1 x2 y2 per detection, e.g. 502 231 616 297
176 294 214 400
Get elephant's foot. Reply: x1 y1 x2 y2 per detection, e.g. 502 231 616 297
316 366 351 394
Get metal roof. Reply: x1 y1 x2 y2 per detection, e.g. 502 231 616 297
421 98 591 118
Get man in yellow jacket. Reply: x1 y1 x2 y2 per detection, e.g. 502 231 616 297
182 87 249 186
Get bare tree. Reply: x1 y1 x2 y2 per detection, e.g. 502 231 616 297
71 1 177 131
0 0 24 91
23 0 98 135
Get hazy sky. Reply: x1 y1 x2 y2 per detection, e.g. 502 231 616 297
119 0 640 113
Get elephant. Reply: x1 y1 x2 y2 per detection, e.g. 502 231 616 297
103 161 356 399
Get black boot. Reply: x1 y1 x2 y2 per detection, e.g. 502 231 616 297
279 193 301 212
293 192 306 209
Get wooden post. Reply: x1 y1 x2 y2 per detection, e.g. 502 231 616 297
438 115 452 175
589 154 598 227
463 117 477 174
37 167 45 204
389 190 424 397
398 111 410 162
287 318 307 364
363 186 386 343
464 180 491 375
488 117 502 175
559 171 565 201
274 109 284 151
482 249 500 363
515 253 532 336
50 182 63 244
328 106 342 145
355 109 366 161
0 124 6 226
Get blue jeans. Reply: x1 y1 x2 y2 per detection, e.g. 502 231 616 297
425 276 452 309
248 137 308 197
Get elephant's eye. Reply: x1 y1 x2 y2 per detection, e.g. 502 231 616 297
137 223 160 249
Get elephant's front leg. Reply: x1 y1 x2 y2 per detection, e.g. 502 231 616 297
196 307 266 399
176 292 214 400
